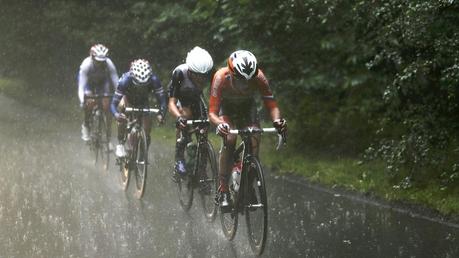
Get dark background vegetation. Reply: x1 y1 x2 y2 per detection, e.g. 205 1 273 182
1 0 459 192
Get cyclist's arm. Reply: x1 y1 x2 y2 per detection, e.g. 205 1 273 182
111 76 126 116
151 75 167 117
167 69 183 119
106 58 119 91
77 58 90 104
255 69 281 121
168 97 181 119
208 71 225 125
110 91 123 116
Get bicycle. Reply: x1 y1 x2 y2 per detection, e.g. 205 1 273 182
117 107 158 199
85 94 112 171
175 119 219 221
219 127 286 255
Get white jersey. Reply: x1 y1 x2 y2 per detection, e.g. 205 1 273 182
77 56 119 104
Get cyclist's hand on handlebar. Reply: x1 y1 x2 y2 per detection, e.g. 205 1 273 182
176 116 187 129
216 123 230 136
115 112 127 122
273 118 287 134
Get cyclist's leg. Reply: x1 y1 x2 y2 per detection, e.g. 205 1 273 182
83 88 96 125
218 115 236 193
142 114 152 147
117 97 128 144
101 97 112 138
174 106 193 173
82 86 96 141
243 106 260 203
176 106 193 156
218 115 236 209
247 104 261 157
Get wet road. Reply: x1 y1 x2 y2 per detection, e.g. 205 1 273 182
1 94 459 258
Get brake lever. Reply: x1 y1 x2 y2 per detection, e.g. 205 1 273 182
275 132 287 151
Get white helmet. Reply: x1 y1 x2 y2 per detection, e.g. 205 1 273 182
130 59 152 85
186 46 213 74
228 50 257 80
90 44 108 61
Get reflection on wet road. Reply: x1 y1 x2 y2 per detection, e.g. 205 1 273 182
0 94 458 257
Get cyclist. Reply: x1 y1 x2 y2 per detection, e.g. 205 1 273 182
208 50 287 209
167 46 214 179
111 59 167 158
78 44 119 141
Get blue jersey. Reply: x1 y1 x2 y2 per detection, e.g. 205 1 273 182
111 72 167 116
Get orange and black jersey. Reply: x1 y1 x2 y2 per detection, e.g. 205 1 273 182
209 67 278 117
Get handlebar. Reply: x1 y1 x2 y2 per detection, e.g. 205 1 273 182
186 119 209 125
125 107 160 114
84 94 113 100
228 127 277 134
226 127 287 151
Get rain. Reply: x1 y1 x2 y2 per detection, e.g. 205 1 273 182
1 94 459 257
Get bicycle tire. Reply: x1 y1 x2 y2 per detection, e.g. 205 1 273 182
245 156 268 255
119 157 130 191
177 141 196 211
133 128 148 199
91 111 100 165
199 141 218 222
220 174 239 240
99 113 110 171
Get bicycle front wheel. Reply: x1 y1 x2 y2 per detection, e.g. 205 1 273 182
198 141 218 222
245 157 268 255
133 128 148 199
98 113 110 171
91 112 100 165
119 157 129 191
177 142 196 211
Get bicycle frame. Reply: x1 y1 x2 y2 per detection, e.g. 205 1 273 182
186 119 210 176
118 106 159 199
176 119 218 220
84 94 112 170
220 126 285 255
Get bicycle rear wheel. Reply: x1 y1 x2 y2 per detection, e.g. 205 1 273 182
177 142 196 211
245 157 268 255
198 141 218 222
133 128 148 199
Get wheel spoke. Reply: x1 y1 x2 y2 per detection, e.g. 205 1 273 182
245 157 268 255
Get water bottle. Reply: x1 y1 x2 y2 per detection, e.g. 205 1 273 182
232 160 242 192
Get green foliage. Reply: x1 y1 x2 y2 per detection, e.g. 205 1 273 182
354 0 459 185
2 0 459 195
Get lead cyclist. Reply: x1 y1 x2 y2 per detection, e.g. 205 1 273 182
208 50 287 209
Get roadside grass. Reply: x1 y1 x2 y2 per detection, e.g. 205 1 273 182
259 138 459 216
154 121 459 216
3 77 459 216
0 78 28 100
